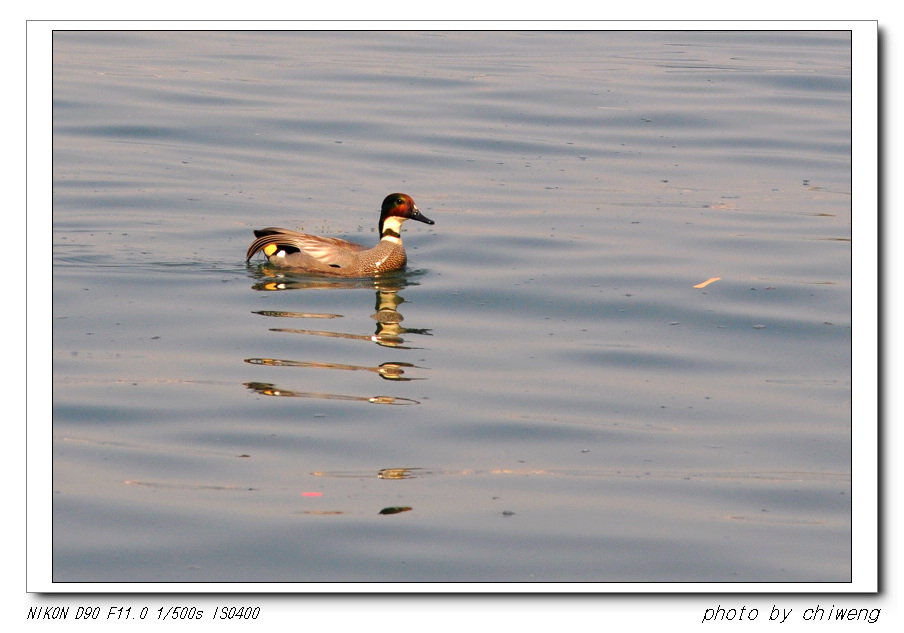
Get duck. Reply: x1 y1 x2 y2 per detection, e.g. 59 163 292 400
245 193 434 276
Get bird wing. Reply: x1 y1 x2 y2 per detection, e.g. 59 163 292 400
246 228 368 264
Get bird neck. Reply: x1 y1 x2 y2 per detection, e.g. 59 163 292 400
379 216 404 243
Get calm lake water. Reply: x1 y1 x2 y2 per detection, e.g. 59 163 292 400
49 30 853 586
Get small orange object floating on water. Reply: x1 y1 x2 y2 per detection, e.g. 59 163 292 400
693 277 721 289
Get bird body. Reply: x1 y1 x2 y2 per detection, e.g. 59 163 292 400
246 193 433 276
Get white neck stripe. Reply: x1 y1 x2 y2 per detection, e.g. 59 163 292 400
381 216 405 243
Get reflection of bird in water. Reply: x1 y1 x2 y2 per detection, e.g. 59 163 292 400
252 287 431 349
246 193 434 276
243 382 419 405
244 358 426 381
370 287 432 346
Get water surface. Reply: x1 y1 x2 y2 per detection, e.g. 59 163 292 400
51 30 852 584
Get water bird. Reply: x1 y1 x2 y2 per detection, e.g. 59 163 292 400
246 193 434 276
